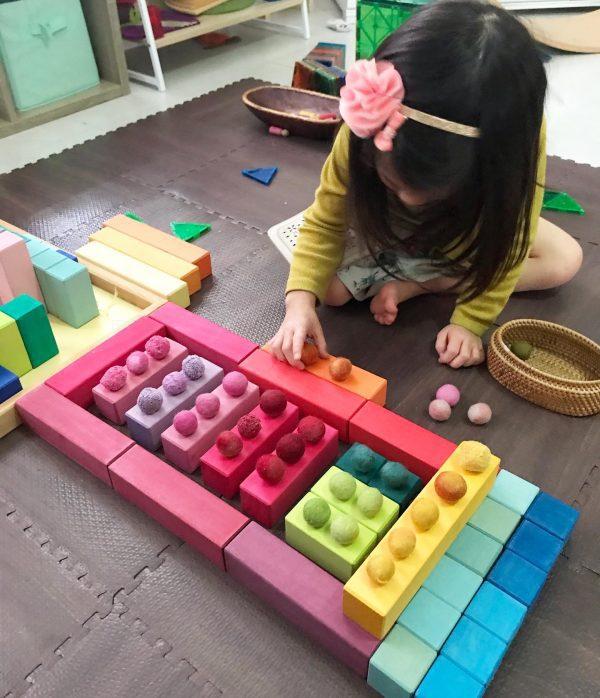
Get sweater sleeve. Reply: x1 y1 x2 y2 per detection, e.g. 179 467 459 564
286 125 350 303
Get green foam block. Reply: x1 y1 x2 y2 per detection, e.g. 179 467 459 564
0 294 58 368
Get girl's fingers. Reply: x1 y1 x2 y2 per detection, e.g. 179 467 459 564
269 331 285 362
449 344 470 369
282 331 295 367
439 335 461 364
312 323 329 358
435 329 449 356
292 329 306 368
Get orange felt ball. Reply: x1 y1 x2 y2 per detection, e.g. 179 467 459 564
434 471 467 503
329 357 352 381
301 343 319 366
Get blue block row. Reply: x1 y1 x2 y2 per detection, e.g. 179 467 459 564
0 365 22 403
525 491 579 541
507 519 563 573
488 549 546 606
416 656 484 698
465 581 527 644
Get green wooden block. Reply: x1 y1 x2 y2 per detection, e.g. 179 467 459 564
336 443 386 484
469 497 521 544
447 525 502 576
24 237 51 258
285 492 377 582
0 311 32 377
46 259 99 328
398 587 461 651
0 294 58 368
368 460 423 511
423 555 482 613
489 470 539 515
311 466 399 539
32 248 64 314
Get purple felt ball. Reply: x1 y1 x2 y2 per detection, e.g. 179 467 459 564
126 350 149 375
100 365 127 392
163 371 187 395
435 383 460 407
429 399 451 422
468 402 492 425
196 393 220 419
222 371 248 397
182 354 205 380
137 387 163 415
145 335 170 360
174 410 198 436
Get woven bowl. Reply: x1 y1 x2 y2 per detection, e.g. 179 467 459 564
488 319 600 416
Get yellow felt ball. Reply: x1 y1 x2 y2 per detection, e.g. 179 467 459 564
388 527 416 559
411 498 439 531
456 441 492 473
367 554 395 585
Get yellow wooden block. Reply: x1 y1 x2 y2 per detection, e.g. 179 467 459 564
343 443 499 638
90 227 201 295
76 241 190 308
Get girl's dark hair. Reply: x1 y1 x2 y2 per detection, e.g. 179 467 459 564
348 0 547 301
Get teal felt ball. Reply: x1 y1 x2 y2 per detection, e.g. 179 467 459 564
357 487 383 518
303 497 330 528
352 444 377 474
329 471 357 501
381 461 408 489
330 515 359 545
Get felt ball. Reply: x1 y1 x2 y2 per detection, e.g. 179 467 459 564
411 498 439 531
352 444 378 475
367 554 395 585
468 403 492 425
435 471 467 503
329 357 352 382
137 387 163 415
216 431 243 458
381 461 408 489
238 414 262 439
330 515 359 545
357 487 383 518
329 471 357 501
388 527 416 559
456 441 491 472
435 383 460 407
301 343 319 366
100 365 127 392
298 416 325 444
276 433 305 463
256 454 286 483
429 399 451 422
182 355 205 380
173 410 198 436
145 335 170 360
163 371 187 396
259 389 287 416
510 340 533 360
222 371 248 397
303 497 331 528
126 351 149 375
196 393 220 419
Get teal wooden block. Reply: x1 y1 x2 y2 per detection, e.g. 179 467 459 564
468 497 521 544
423 555 483 612
489 470 539 515
465 581 527 644
368 625 436 698
31 248 64 314
398 587 461 651
24 237 50 258
337 443 386 484
46 259 99 328
368 460 423 511
446 525 502 576
416 656 484 698
0 294 58 367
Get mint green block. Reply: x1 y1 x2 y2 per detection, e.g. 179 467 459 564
32 248 64 314
447 525 502 577
45 259 98 328
488 470 539 515
25 237 51 258
469 497 521 544
368 625 436 697
398 588 461 651
423 555 482 613
0 294 58 367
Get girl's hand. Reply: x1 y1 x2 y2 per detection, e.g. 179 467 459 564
269 291 328 369
435 324 485 369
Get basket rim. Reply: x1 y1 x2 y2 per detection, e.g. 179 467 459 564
242 86 341 125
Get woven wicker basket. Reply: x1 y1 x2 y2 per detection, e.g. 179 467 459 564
488 319 600 416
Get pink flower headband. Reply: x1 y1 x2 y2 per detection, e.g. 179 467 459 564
339 59 480 151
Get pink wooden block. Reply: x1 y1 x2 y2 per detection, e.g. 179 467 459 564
240 424 339 527
16 384 134 485
0 231 43 304
150 302 258 373
46 316 166 407
109 445 249 569
201 401 300 498
162 382 260 473
225 522 379 676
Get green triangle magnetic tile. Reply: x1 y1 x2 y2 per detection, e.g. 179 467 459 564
542 190 585 215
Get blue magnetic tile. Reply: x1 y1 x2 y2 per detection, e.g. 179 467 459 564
56 249 78 262
489 470 539 515
369 461 423 511
337 443 386 484
0 365 22 403
465 581 527 644
398 588 461 651
446 525 502 576
416 656 484 698
525 491 579 541
242 167 278 185
423 555 483 612
488 550 547 606
507 520 563 572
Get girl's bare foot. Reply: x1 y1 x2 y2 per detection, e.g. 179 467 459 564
369 280 425 325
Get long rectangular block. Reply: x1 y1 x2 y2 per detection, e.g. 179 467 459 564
1 294 58 367
337 443 386 484
0 230 43 304
464 581 527 644
468 496 520 544
422 555 482 613
31 248 64 312
349 401 457 482
446 525 503 576
398 587 461 651
162 382 260 473
239 349 365 441
0 311 32 377
109 445 248 569
416 656 484 698
201 401 300 498
306 355 387 405
488 550 547 607
488 469 539 515
368 460 423 511
44 259 99 328
343 442 499 638
224 522 380 676
524 491 579 541
16 384 134 485
506 519 563 573
92 338 188 424
0 366 21 403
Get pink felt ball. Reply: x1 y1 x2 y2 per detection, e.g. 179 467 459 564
259 389 287 417
100 365 127 392
468 403 492 425
238 414 262 440
173 410 198 436
217 431 243 458
126 351 149 375
145 335 170 360
256 454 286 483
276 433 305 464
196 393 220 419
222 371 248 397
163 371 187 396
429 399 452 422
435 383 460 407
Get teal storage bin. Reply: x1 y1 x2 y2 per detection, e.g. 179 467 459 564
0 0 99 111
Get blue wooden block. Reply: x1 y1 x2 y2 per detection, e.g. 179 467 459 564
416 656 484 698
337 443 386 484
507 520 563 573
446 525 502 576
46 259 99 328
488 550 547 606
368 461 423 511
398 587 461 651
56 249 78 262
525 491 579 541
468 496 521 544
464 581 527 644
0 365 22 403
423 555 482 612
441 616 507 686
489 470 539 515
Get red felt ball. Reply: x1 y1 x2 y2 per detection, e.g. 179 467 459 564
276 433 305 464
238 414 262 439
260 389 287 417
216 431 243 458
298 416 325 444
256 454 286 483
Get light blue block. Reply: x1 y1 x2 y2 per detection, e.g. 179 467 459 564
31 248 64 315
423 555 482 612
465 581 527 644
398 587 461 651
489 470 539 515
416 656 484 698
468 496 521 544
45 259 99 328
24 237 50 258
337 443 386 484
446 525 502 576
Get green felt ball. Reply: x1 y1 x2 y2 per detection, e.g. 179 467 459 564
330 515 359 545
357 487 383 518
303 497 330 529
329 471 357 501
510 340 533 360
381 461 408 489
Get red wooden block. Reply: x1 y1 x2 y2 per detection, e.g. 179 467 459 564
109 445 249 569
201 401 300 498
225 522 379 676
349 401 456 483
46 316 166 407
240 423 339 527
16 384 134 485
239 349 365 441
150 302 258 373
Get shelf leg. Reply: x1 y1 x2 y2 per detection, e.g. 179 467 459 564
301 0 311 39
129 0 166 92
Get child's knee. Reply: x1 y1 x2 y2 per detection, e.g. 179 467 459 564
554 237 583 286
324 278 352 306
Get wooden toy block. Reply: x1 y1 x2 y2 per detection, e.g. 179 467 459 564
468 496 520 544
285 493 377 582
416 655 484 698
104 214 212 279
487 550 547 606
44 259 99 328
311 466 399 540
56 249 78 262
0 230 43 304
464 581 527 644
524 491 579 541
84 260 165 309
92 338 188 424
76 242 190 308
31 248 64 313
349 401 457 482
488 469 539 515
367 625 436 698
151 302 258 374
125 360 224 451
343 442 499 638
46 316 166 407
224 522 380 677
422 555 482 613
0 294 58 368
109 445 248 569
91 227 201 295
441 616 507 686
200 401 300 498
398 587 460 651
239 349 365 440
23 236 50 259
368 461 423 511
446 525 503 576
0 311 32 377
16 384 134 486
0 366 21 403
162 381 260 473
506 519 563 573
240 423 339 528
306 356 387 405
337 443 387 484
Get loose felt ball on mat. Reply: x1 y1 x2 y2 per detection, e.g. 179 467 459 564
182 355 205 380
388 527 416 559
216 431 243 458
510 340 533 360
238 414 262 439
457 441 491 472
468 403 492 425
329 357 352 381
276 433 305 463
301 343 319 366
329 471 356 501
298 416 325 443
357 487 383 517
381 461 408 489
196 393 220 419
330 515 359 545
411 498 439 530
100 365 127 392
173 410 198 436
429 399 451 422
367 554 395 585
256 454 286 483
436 383 460 406
352 444 379 474
435 471 467 503
259 389 287 416
145 335 170 360
163 371 187 395
126 351 149 375
137 387 163 415
303 497 331 528
223 371 248 397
